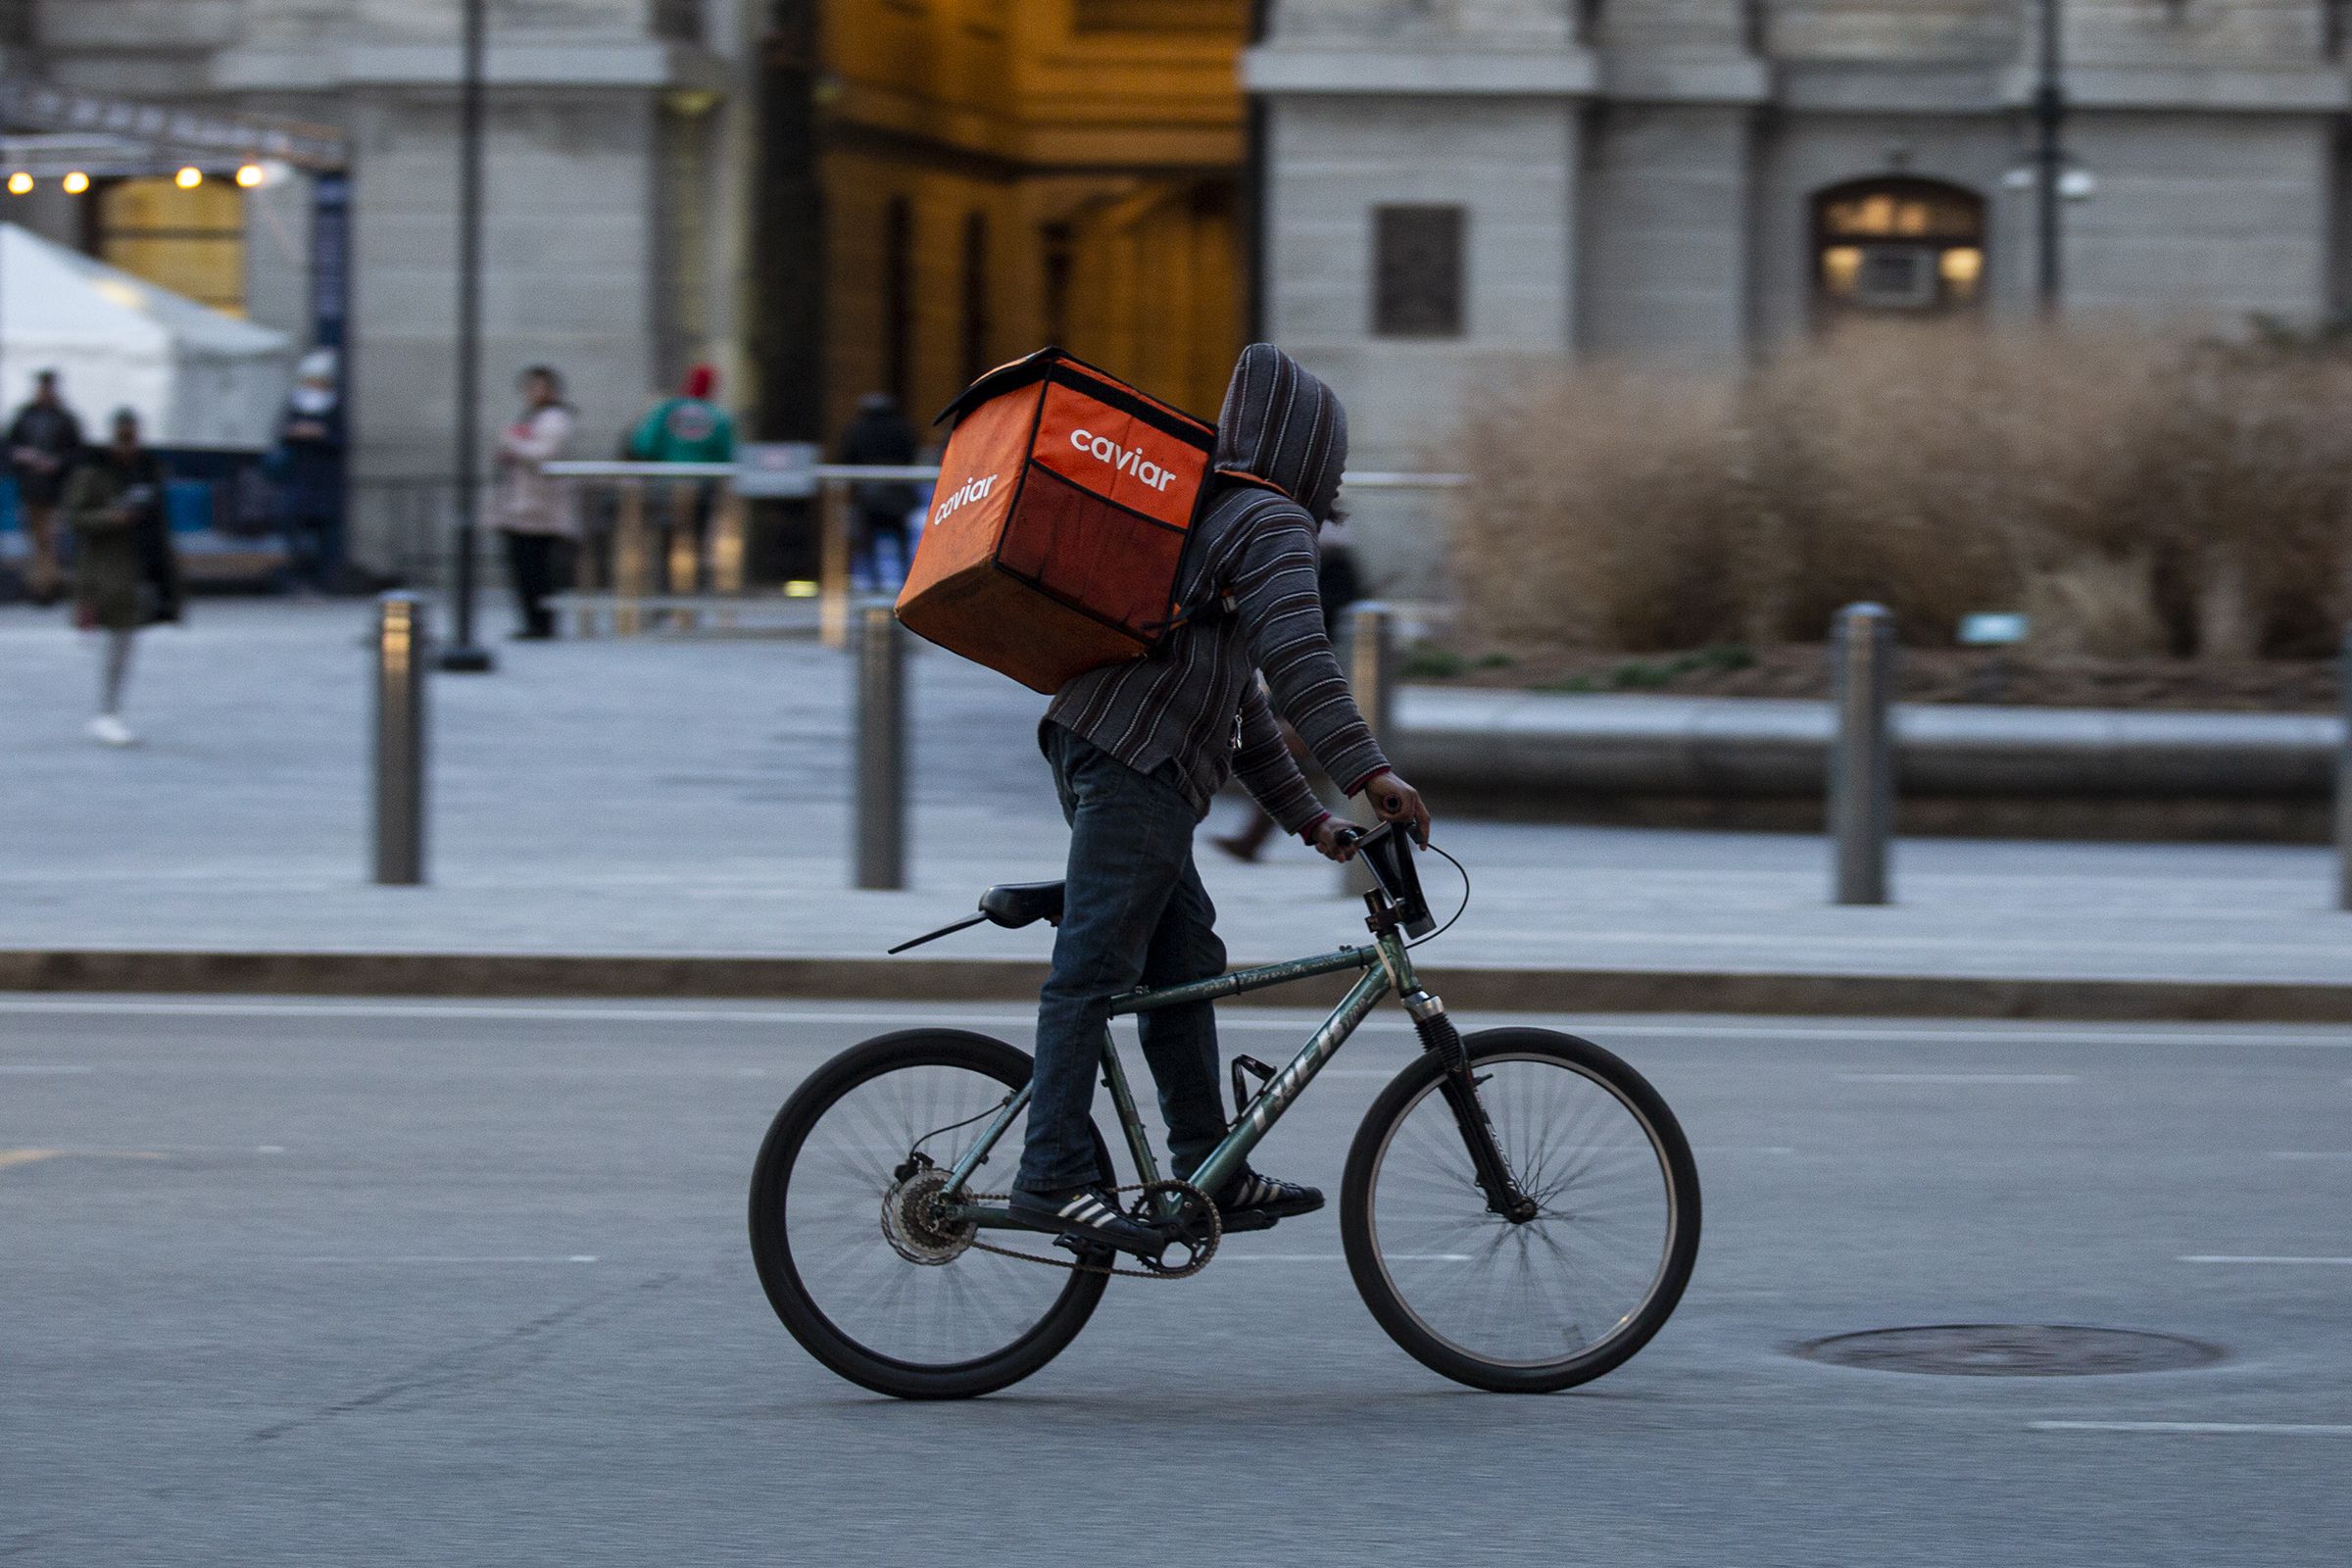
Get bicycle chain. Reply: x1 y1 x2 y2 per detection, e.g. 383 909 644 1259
938 1178 1222 1280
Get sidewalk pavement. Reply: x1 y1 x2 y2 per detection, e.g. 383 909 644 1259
1 601 2345 1017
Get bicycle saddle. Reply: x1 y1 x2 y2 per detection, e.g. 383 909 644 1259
979 881 1064 928
887 881 1066 955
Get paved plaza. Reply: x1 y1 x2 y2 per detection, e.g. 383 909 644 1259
0 601 2344 990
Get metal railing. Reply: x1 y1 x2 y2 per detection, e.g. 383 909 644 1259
539 462 1467 649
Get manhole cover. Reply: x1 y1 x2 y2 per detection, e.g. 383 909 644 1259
1793 1325 2224 1377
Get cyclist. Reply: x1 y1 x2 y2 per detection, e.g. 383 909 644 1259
1008 344 1432 1255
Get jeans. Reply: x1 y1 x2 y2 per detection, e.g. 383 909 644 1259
1016 726 1230 1193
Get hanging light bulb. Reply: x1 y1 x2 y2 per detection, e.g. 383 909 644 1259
175 166 204 189
6 172 32 196
235 164 266 189
62 172 90 195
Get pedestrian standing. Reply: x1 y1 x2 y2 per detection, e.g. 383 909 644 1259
8 369 86 607
494 366 578 640
627 364 736 591
837 392 920 592
62 409 182 746
275 349 346 596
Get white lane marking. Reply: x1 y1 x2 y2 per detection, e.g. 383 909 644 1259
0 1064 95 1074
1690 1145 1796 1155
2271 1152 2352 1161
2030 1421 2352 1437
0 997 2342 1051
1838 1072 2079 1084
2179 1254 2352 1265
284 1254 601 1265
1220 1253 1470 1262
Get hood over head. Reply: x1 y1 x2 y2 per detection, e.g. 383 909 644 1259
1214 343 1348 523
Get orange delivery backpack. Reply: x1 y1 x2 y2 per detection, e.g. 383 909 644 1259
894 347 1218 694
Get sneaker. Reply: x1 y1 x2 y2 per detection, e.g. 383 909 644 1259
1211 1168 1324 1229
1006 1183 1161 1257
88 713 136 748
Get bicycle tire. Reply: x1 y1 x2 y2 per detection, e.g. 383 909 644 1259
1341 1027 1700 1394
748 1029 1112 1399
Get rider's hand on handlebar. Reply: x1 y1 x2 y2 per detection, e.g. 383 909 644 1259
1307 815 1358 863
1361 769 1432 847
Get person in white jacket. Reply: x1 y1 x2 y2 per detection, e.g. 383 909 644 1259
494 366 578 639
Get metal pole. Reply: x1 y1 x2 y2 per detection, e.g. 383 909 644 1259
438 0 495 672
373 593 428 885
2336 623 2351 912
1829 603 1895 905
1341 602 1396 896
2034 0 2065 318
854 602 906 890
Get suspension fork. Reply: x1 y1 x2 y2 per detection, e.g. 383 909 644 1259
1381 934 1538 1223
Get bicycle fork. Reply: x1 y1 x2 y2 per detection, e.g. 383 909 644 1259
1403 988 1540 1223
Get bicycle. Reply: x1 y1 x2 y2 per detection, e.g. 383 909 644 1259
748 823 1700 1399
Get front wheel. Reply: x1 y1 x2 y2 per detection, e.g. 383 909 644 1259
1341 1027 1700 1393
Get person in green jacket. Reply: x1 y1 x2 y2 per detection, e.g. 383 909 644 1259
627 365 736 592
62 408 182 747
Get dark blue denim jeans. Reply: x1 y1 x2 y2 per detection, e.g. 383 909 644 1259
1016 725 1229 1193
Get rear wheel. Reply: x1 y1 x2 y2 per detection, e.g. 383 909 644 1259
1341 1027 1699 1393
748 1029 1112 1399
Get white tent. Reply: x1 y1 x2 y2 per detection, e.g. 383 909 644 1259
0 221 293 450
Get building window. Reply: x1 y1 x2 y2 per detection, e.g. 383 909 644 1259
1072 0 1248 33
94 176 246 316
1372 205 1465 338
1812 177 1985 318
960 211 991 387
882 195 913 405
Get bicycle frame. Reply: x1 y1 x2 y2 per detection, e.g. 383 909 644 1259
937 929 1423 1228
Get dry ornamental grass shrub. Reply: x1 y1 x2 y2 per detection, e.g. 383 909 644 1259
1453 323 2352 659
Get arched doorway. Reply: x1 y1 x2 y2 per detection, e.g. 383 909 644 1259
1812 177 1986 319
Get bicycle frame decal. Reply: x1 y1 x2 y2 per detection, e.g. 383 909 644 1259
1182 962 1390 1200
942 936 1406 1227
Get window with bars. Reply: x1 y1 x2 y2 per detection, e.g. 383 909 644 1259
1372 205 1465 338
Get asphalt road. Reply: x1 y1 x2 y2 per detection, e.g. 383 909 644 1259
4 997 2347 1566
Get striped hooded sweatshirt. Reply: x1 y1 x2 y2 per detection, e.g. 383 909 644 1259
1042 344 1390 835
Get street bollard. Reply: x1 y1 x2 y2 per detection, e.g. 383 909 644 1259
1341 603 1396 897
2337 624 2351 911
854 603 907 890
373 592 428 886
1829 602 1896 905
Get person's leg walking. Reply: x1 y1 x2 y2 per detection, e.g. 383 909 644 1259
1017 731 1200 1196
24 503 61 604
1136 856 1229 1179
100 629 134 715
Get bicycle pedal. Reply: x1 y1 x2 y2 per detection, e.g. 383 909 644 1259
1054 1233 1117 1265
1216 1208 1278 1234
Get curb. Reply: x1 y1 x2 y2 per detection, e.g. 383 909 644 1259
1 950 2345 1023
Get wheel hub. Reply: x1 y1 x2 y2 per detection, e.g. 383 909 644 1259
880 1165 975 1266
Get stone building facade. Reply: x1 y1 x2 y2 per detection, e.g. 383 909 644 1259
16 0 754 564
1250 0 2352 582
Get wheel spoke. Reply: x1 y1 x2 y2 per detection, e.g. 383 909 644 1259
1362 1051 1683 1372
770 1056 1086 1370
